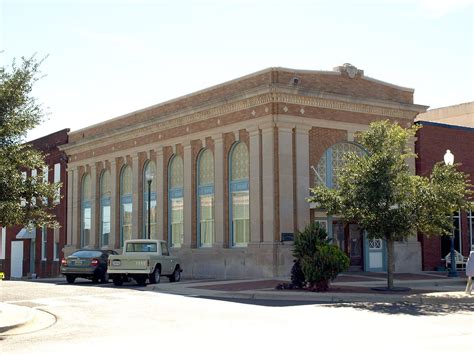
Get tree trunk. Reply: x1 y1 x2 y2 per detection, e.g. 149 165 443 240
386 237 395 290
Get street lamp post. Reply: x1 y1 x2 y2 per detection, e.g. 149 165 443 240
444 149 458 278
145 171 155 239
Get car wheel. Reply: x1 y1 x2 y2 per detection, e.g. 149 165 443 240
100 272 109 284
66 275 76 284
112 276 123 286
149 267 161 284
169 267 181 283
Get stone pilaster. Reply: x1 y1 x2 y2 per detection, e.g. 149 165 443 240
261 124 275 243
278 123 294 236
66 167 74 247
295 125 311 232
213 134 224 247
90 163 98 247
156 147 164 240
249 128 261 243
109 159 118 249
132 153 140 239
71 167 79 248
183 142 192 248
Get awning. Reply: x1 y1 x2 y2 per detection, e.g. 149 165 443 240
16 228 36 239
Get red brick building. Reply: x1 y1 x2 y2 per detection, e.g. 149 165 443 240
415 102 474 270
61 64 428 278
0 129 69 279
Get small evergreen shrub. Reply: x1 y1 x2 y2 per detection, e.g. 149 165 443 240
293 222 350 292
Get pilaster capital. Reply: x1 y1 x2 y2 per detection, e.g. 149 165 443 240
295 124 312 135
212 133 224 145
276 121 295 131
259 121 275 133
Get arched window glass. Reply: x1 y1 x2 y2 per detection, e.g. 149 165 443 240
81 174 91 247
99 170 111 247
168 156 183 248
315 142 365 189
197 149 214 247
229 142 249 247
143 160 157 239
120 165 133 246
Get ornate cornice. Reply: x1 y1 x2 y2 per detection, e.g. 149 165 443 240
62 86 426 155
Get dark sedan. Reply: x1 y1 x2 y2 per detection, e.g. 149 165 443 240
61 249 118 284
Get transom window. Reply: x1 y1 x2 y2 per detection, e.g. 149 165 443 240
314 142 365 188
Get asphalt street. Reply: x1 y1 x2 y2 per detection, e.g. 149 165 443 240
1 279 473 355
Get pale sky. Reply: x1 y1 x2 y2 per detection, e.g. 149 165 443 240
1 0 473 141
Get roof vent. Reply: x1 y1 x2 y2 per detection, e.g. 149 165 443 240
290 76 300 86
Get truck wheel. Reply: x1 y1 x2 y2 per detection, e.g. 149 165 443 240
135 275 147 286
149 267 161 284
66 275 76 284
169 267 181 283
113 276 123 286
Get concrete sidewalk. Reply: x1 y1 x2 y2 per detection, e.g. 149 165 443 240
1 272 472 333
149 272 474 304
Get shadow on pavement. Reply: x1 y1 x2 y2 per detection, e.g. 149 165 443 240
323 301 474 316
194 296 329 307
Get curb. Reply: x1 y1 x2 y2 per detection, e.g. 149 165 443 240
0 303 36 333
148 284 474 304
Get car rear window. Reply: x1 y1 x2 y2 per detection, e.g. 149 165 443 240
126 243 157 252
71 251 103 258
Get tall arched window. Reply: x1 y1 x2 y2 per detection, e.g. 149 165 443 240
143 160 157 239
168 156 183 248
99 170 111 247
197 149 214 247
81 174 91 248
314 142 365 189
229 142 249 247
120 165 133 246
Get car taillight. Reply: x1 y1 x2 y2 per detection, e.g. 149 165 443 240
91 259 99 267
61 258 68 266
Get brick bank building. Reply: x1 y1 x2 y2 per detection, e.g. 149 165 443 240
60 64 428 278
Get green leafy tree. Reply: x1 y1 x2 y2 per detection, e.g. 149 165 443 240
0 56 59 228
308 120 472 290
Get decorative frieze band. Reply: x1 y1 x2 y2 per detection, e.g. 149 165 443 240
65 88 420 156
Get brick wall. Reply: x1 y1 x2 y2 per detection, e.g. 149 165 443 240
416 122 474 270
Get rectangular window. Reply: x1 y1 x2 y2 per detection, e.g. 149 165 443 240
171 197 183 248
232 192 249 247
0 227 6 259
101 201 111 247
143 194 157 240
41 226 47 260
31 169 37 205
121 200 133 245
453 211 461 253
54 241 60 261
21 172 27 206
199 195 214 247
469 210 473 249
82 204 91 247
54 163 61 204
43 166 48 204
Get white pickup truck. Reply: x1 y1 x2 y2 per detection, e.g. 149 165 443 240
107 239 182 286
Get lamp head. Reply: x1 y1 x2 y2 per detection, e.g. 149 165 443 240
444 149 454 166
